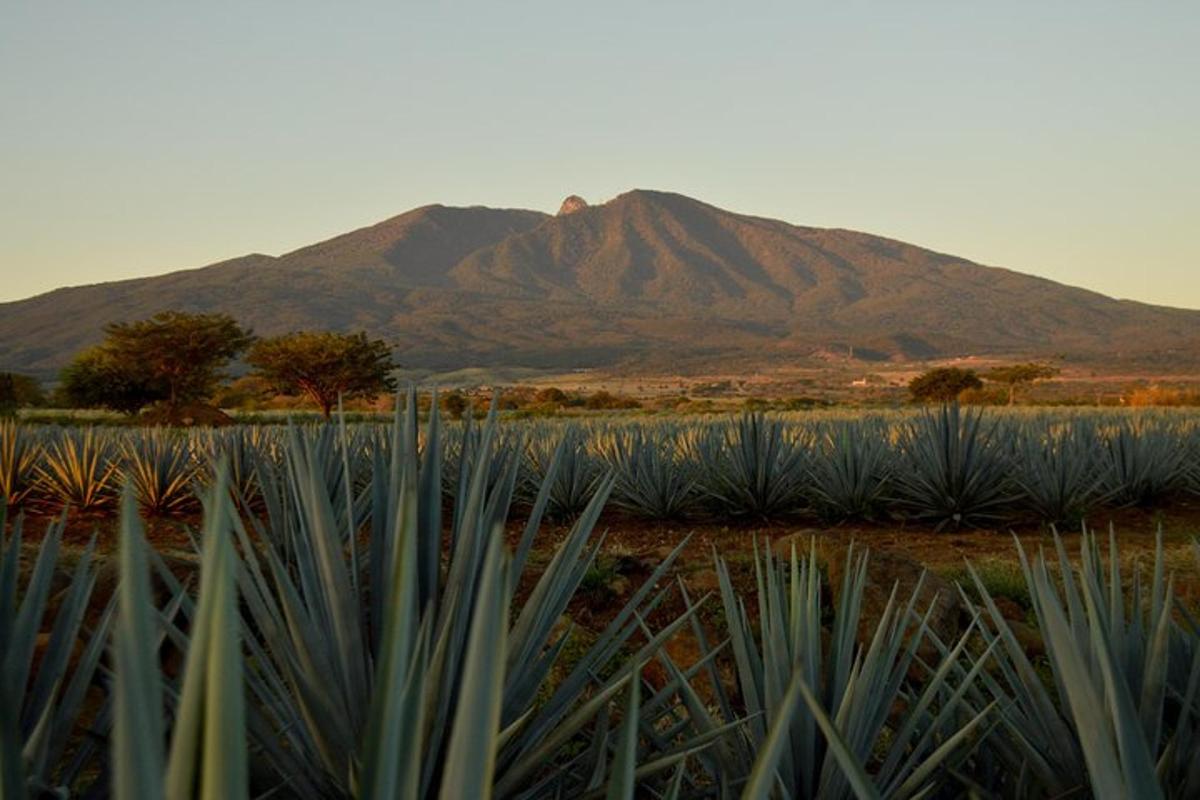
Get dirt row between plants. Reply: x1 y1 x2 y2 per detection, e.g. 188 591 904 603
15 499 1199 683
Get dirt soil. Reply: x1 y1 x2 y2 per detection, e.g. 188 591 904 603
19 497 1200 621
12 497 1200 703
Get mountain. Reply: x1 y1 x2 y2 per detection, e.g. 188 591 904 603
2 189 1198 377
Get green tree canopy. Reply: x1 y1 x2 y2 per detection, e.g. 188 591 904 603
56 311 252 416
0 372 45 416
246 331 396 419
102 311 253 409
984 362 1060 404
908 367 983 403
56 347 166 415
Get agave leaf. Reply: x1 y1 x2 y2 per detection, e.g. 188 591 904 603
163 468 248 800
606 667 641 800
113 487 166 800
437 533 509 800
358 424 423 798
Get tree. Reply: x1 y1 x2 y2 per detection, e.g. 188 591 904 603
246 331 396 419
533 387 568 406
0 374 15 418
984 362 1060 405
102 311 253 410
57 347 166 415
908 367 983 403
0 372 44 417
441 390 469 420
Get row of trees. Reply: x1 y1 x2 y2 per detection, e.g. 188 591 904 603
908 363 1059 403
58 311 395 419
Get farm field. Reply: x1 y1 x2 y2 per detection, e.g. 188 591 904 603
5 401 1200 798
6 405 1200 525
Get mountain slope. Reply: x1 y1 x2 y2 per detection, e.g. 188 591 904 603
0 205 549 372
1 190 1197 376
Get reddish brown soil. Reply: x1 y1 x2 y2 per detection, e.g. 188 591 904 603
17 496 1200 582
15 497 1200 651
14 498 1200 698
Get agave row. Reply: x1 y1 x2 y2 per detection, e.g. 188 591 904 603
4 406 1199 529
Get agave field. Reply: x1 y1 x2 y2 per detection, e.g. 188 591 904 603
2 405 1199 527
2 399 1200 798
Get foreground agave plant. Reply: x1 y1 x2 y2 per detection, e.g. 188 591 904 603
113 479 248 800
963 528 1200 798
710 539 996 798
0 506 108 797
106 392 715 799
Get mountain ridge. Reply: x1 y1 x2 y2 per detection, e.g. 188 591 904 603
2 189 1197 377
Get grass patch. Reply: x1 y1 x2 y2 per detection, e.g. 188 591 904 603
940 559 1032 609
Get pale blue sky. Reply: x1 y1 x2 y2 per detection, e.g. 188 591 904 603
2 2 1197 307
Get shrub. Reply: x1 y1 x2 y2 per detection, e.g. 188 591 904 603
533 387 568 406
1126 386 1200 407
584 390 641 410
441 389 469 419
0 372 44 416
909 367 982 403
958 386 1008 405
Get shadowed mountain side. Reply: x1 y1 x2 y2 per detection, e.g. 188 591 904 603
1 190 1197 376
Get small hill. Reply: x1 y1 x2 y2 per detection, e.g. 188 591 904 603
2 190 1197 376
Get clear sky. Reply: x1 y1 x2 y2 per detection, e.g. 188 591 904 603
2 2 1197 307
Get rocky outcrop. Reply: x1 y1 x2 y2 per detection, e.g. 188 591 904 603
557 194 588 215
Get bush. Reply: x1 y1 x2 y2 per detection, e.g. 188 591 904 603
958 386 1008 405
498 386 536 410
909 367 982 402
584 390 641 410
1126 386 1200 406
533 387 568 406
440 390 469 419
0 372 45 416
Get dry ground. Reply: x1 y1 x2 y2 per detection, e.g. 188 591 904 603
19 497 1200 627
